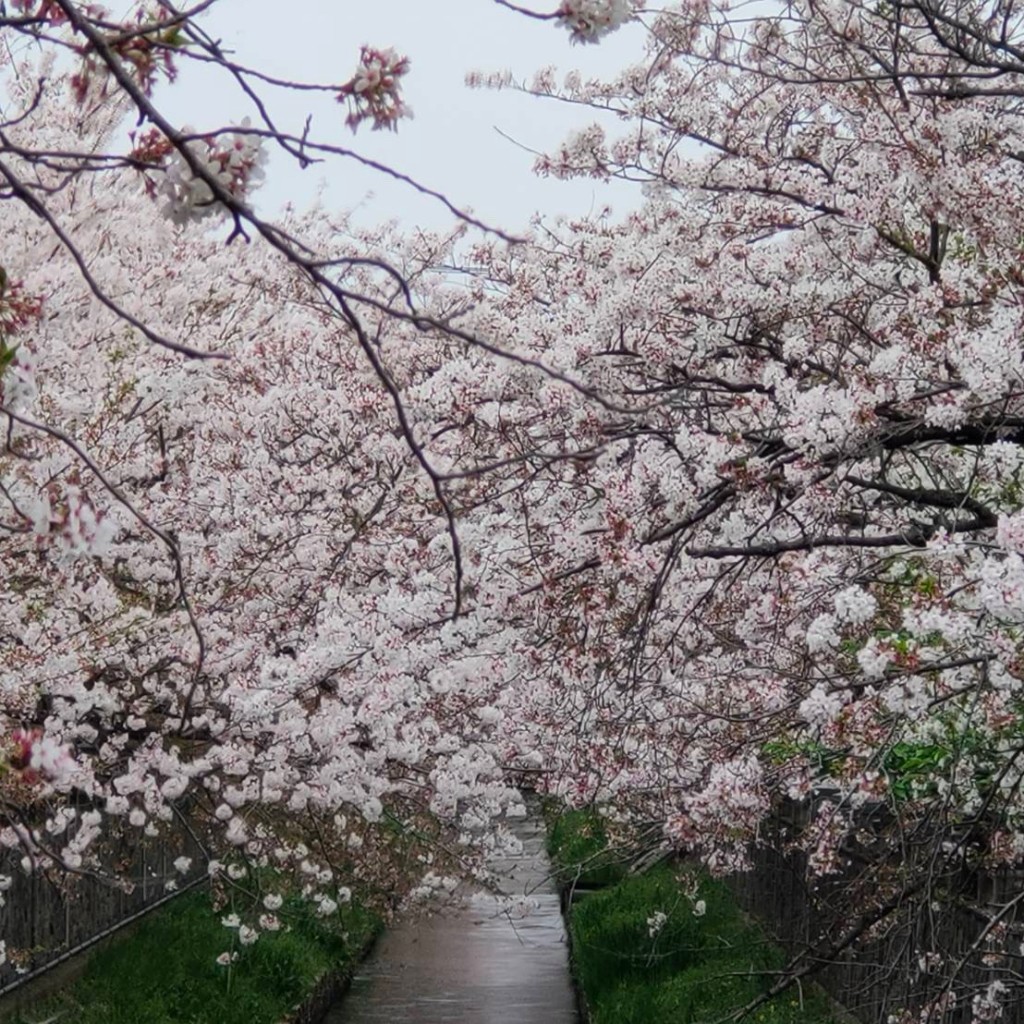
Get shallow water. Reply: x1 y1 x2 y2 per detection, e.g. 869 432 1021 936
326 816 578 1024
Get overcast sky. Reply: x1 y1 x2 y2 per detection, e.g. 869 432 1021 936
160 0 648 233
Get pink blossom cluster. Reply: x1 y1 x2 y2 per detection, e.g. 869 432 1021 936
336 46 412 132
157 122 266 224
556 0 634 42
7 729 73 786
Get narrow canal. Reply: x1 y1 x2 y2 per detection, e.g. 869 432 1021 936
326 815 578 1023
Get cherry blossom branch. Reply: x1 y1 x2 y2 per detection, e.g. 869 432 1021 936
0 404 208 723
0 156 227 360
491 0 559 21
688 516 996 559
844 473 996 526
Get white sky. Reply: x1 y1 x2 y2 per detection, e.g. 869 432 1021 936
160 0 648 233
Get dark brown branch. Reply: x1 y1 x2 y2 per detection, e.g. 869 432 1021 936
844 474 996 526
688 515 994 559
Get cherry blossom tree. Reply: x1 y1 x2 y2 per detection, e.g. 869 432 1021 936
453 0 1024 1018
8 0 1024 1017
0 0 642 965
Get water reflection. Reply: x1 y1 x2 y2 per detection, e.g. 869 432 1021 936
327 817 578 1024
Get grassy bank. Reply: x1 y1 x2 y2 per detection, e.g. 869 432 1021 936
548 809 838 1024
12 882 379 1024
546 807 627 889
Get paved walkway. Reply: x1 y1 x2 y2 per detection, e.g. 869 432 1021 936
326 816 578 1024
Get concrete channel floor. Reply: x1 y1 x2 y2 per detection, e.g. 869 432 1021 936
325 817 578 1024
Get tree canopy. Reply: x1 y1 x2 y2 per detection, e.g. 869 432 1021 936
4 0 1024 1017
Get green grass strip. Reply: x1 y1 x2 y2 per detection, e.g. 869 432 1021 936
546 806 627 889
548 808 839 1024
13 885 379 1024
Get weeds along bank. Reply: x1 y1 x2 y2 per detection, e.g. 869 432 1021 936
546 807 841 1024
6 876 379 1024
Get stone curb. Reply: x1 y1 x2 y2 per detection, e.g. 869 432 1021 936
277 932 380 1024
555 881 596 1024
